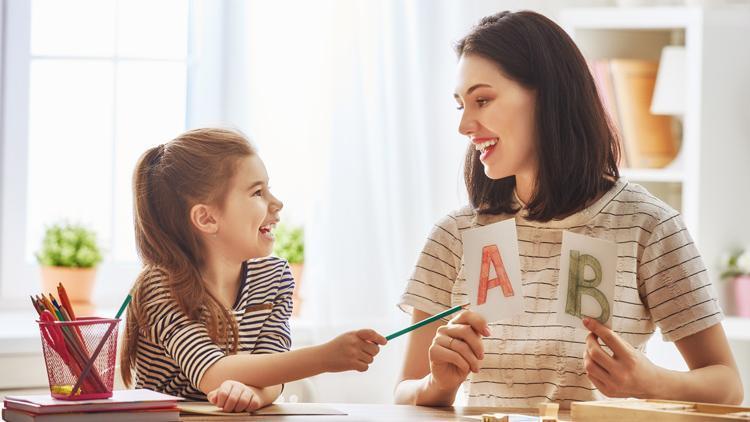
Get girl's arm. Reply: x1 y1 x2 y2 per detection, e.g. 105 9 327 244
394 309 489 406
583 318 743 404
198 329 386 393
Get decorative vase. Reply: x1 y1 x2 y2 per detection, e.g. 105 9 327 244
733 275 750 318
289 263 304 317
40 266 97 305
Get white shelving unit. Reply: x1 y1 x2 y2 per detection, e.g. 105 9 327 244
561 6 750 402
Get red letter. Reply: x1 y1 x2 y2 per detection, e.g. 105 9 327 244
477 245 514 305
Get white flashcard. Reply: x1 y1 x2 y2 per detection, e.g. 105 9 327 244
556 231 617 328
463 218 524 323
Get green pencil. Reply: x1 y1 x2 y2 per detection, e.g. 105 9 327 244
386 305 464 341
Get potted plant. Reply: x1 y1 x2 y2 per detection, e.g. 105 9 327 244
719 248 750 318
36 222 103 304
273 223 304 317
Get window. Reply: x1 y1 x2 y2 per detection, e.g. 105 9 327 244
1 0 189 305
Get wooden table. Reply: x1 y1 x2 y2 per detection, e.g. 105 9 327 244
180 403 572 421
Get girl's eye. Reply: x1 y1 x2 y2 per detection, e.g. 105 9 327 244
252 189 263 197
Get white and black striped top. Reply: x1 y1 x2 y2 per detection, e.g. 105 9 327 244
399 179 723 408
133 257 294 400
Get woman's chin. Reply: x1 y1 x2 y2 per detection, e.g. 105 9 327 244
483 165 510 180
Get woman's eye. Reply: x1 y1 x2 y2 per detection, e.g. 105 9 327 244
477 98 489 107
252 189 263 197
455 104 464 111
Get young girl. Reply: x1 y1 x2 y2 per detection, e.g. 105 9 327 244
395 11 743 408
121 128 387 412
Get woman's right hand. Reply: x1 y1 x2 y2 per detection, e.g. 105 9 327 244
320 329 388 373
428 310 490 390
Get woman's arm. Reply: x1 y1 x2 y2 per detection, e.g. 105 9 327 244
394 309 489 406
583 318 743 404
199 329 386 393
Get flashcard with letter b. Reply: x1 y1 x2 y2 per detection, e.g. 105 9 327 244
556 231 617 328
463 218 523 323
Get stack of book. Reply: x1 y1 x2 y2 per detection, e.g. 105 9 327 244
2 389 182 421
589 58 679 169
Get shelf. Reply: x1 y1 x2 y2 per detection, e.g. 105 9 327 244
620 167 684 183
560 7 700 30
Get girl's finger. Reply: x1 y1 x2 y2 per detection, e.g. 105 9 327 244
235 388 253 413
222 383 239 412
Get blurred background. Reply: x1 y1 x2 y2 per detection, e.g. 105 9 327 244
1 0 749 405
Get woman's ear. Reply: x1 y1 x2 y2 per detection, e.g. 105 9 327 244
190 203 219 235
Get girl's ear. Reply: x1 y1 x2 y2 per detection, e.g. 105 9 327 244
190 203 219 235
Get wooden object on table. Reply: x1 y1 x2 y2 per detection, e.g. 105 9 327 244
538 402 559 419
572 399 750 421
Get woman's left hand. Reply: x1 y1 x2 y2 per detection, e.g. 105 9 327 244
582 317 662 398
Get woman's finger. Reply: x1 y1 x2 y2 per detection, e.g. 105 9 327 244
450 310 491 336
431 338 471 373
445 336 480 372
586 332 615 371
440 324 485 360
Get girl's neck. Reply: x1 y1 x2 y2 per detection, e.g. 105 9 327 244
200 253 244 309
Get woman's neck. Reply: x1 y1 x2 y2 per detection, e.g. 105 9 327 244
514 173 535 206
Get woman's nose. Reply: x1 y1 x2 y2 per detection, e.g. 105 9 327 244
458 111 477 136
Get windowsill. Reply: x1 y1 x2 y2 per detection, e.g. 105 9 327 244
0 308 318 355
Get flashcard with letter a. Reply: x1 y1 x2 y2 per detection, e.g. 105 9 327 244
556 231 617 328
463 218 523 323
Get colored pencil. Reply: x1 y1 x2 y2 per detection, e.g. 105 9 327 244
385 305 464 341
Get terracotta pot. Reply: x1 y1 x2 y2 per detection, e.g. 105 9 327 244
733 275 750 318
289 263 304 317
40 266 97 305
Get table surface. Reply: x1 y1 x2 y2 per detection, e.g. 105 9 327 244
180 403 572 421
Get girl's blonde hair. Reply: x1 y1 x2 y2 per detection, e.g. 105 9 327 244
120 128 255 387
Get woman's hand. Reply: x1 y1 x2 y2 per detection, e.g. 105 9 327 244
207 380 264 413
428 310 490 391
582 317 661 398
320 329 388 373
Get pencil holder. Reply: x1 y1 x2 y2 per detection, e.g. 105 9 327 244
37 317 120 400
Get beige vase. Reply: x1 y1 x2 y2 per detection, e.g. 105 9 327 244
40 266 97 305
289 263 304 317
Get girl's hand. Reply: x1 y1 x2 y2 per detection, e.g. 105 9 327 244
428 310 490 391
582 317 661 398
321 329 388 373
207 380 263 413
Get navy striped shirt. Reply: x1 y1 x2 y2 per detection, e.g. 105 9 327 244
133 257 294 400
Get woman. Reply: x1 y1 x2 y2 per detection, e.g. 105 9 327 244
394 10 742 408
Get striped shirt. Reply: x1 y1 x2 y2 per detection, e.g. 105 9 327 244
399 179 723 408
133 257 294 400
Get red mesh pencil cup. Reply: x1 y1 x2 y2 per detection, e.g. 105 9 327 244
37 317 120 400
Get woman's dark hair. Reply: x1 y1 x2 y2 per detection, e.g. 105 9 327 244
456 10 620 221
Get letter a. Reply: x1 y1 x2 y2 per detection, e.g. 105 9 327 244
477 245 514 305
565 250 611 324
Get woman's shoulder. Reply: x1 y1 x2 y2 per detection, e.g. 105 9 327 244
613 181 680 220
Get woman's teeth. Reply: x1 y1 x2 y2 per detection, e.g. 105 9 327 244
474 139 498 152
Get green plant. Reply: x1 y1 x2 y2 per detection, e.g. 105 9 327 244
719 247 750 279
36 222 103 268
273 223 304 264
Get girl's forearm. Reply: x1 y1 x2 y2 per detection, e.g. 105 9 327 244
394 374 459 406
648 364 744 404
199 345 327 393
